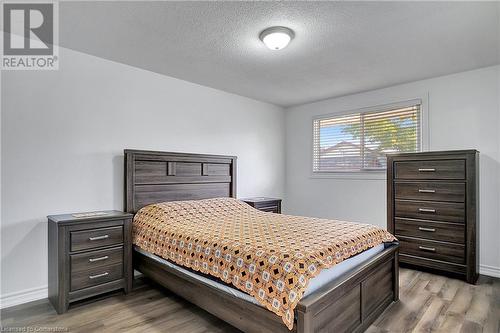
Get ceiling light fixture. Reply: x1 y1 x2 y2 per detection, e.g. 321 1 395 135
259 26 295 51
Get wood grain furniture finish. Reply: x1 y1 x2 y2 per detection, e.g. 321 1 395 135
47 211 133 314
125 149 237 213
241 197 282 213
387 150 478 284
125 149 399 333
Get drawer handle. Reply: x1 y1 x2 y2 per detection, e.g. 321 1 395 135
419 208 436 213
418 189 436 193
89 256 109 262
89 272 109 279
418 168 436 172
418 246 436 252
89 235 109 241
418 227 436 232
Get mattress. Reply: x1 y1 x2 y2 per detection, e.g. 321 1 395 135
135 243 385 306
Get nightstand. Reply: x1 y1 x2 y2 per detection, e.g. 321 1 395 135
47 210 133 314
241 197 282 213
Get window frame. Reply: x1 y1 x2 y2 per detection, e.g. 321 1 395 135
310 97 428 179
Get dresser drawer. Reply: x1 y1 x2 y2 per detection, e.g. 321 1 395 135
394 160 465 180
395 218 465 244
399 254 466 276
394 182 465 203
395 200 465 223
70 226 123 252
70 246 123 273
71 262 123 291
399 237 465 264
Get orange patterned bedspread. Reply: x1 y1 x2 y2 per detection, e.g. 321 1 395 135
132 197 396 329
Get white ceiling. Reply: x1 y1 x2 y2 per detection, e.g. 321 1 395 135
60 1 500 107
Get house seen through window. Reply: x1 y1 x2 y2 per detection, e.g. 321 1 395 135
313 102 421 172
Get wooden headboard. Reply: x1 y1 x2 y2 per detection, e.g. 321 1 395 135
124 149 237 213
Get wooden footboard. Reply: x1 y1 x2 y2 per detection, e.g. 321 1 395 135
133 243 398 333
296 243 399 333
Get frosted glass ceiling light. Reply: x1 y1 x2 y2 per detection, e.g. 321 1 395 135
259 26 294 50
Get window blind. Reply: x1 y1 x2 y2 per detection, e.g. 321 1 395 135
313 103 421 172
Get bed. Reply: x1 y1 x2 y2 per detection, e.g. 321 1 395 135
125 149 399 333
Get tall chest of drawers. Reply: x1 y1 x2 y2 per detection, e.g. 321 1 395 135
387 150 478 284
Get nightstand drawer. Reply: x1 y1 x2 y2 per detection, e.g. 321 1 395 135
71 262 123 291
71 246 123 273
70 226 123 252
258 205 280 213
394 159 465 180
241 197 282 214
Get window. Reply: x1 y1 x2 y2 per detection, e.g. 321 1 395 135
313 101 422 172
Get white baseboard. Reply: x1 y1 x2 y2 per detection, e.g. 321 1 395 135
480 264 500 278
0 264 498 310
0 285 48 309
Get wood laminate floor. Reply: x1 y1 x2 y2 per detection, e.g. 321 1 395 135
1 268 499 332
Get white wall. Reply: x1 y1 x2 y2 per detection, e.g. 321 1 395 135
0 47 285 304
285 65 500 276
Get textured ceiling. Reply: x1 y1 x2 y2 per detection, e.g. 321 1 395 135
60 1 500 107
